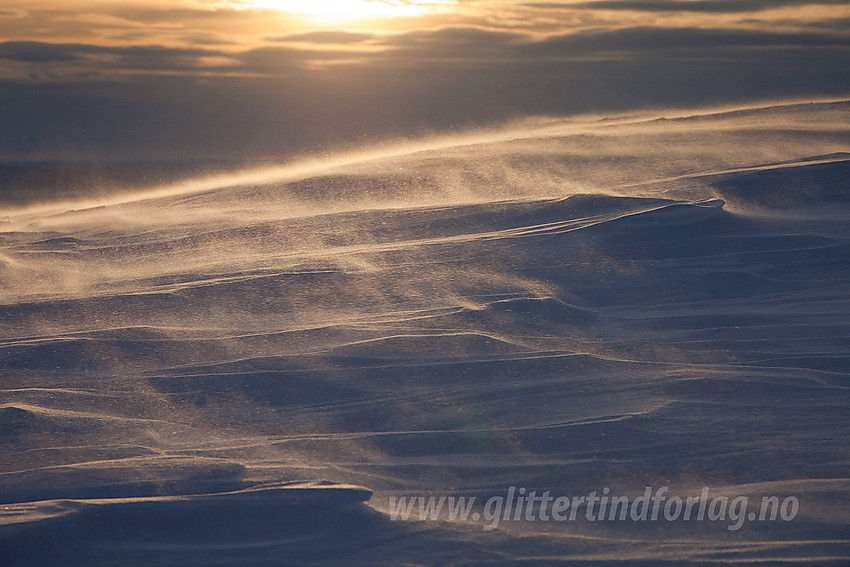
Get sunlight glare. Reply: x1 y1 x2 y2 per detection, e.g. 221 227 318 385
248 0 447 23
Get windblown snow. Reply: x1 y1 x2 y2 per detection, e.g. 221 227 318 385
1 100 849 565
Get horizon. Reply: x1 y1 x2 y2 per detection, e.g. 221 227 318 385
2 0 849 162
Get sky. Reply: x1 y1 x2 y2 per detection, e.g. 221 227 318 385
1 0 848 161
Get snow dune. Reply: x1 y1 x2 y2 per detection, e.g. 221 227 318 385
1 100 849 565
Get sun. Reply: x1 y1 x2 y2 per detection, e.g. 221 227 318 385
248 0 442 24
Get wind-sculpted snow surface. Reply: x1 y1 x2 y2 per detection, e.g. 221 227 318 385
1 101 849 565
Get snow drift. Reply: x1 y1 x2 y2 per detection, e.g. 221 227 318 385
1 100 849 565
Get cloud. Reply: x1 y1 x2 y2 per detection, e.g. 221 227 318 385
0 41 243 80
113 7 263 25
235 45 365 73
526 26 850 55
522 0 850 13
384 25 524 46
266 31 377 44
1 1 849 161
369 25 850 65
3 22 848 80
0 41 86 63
